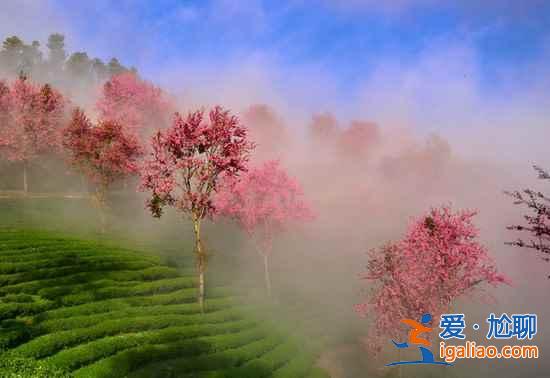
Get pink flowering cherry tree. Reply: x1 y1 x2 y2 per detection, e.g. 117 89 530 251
242 104 288 161
355 205 509 353
63 108 143 232
0 76 66 193
337 120 380 159
96 72 172 139
215 160 315 296
140 106 254 312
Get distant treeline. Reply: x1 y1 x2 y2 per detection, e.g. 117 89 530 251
0 33 136 88
0 32 140 191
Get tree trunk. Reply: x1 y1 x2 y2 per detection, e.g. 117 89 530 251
193 219 206 313
263 253 272 297
99 203 106 234
23 162 28 194
93 187 107 234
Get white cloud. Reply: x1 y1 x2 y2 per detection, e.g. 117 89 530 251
0 0 70 44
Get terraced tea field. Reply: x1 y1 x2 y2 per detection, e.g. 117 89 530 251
0 228 328 377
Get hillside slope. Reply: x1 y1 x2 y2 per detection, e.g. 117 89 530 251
0 228 328 378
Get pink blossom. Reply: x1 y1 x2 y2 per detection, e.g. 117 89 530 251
214 159 314 295
215 160 315 254
356 205 509 352
0 77 67 163
62 108 143 188
96 72 173 139
140 106 254 220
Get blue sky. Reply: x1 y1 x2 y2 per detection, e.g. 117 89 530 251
42 0 549 92
1 0 549 139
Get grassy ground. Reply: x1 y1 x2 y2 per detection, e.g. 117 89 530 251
0 197 330 377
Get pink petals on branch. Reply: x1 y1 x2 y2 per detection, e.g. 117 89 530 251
214 160 315 254
140 106 254 220
0 77 67 163
96 72 172 137
356 205 509 352
62 108 143 187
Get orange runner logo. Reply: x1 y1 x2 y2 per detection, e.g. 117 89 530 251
387 313 452 366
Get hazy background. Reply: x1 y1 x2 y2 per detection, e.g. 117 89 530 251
1 1 549 377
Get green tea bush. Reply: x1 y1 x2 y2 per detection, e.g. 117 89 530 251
0 226 328 377
46 320 260 370
73 328 267 378
0 356 70 378
10 313 251 359
128 336 282 378
0 266 179 296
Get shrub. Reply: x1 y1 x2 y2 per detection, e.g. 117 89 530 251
37 296 234 322
37 299 235 333
234 341 298 378
73 327 267 378
9 312 251 359
46 320 260 371
0 266 179 296
0 260 156 286
0 356 70 378
128 336 282 378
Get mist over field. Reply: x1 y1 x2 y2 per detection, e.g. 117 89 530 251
0 1 549 377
